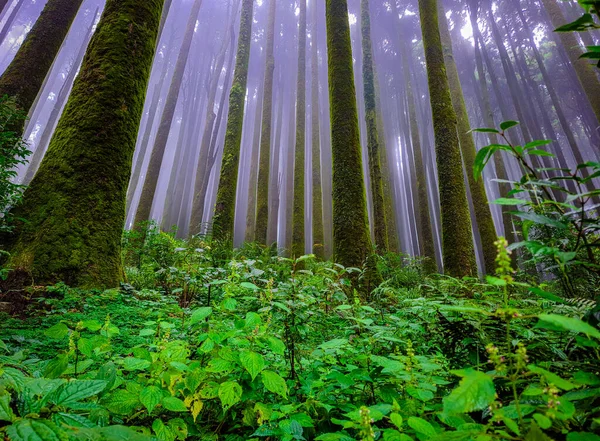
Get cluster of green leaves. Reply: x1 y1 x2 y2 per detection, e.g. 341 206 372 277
1 236 600 440
553 0 600 67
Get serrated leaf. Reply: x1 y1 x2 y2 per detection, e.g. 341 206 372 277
261 370 287 398
189 307 212 325
122 357 152 371
44 353 69 379
44 323 69 339
98 425 153 441
162 396 187 412
139 329 155 337
81 320 102 331
0 393 15 422
240 351 265 380
443 369 495 414
407 416 436 437
218 381 242 410
266 336 286 356
536 314 600 339
240 282 259 290
528 365 576 390
51 380 108 405
6 418 69 441
102 389 140 415
140 386 162 413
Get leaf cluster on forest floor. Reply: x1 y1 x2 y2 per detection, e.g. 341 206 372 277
1 231 599 441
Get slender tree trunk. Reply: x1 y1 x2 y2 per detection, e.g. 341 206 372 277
134 0 204 226
326 0 372 268
255 0 277 245
0 0 9 15
0 0 24 47
267 77 284 245
291 0 307 258
245 86 264 242
398 26 437 273
4 0 164 288
540 0 600 126
310 0 324 259
0 0 83 136
438 0 497 274
212 0 255 243
361 0 388 253
23 9 98 184
418 0 476 277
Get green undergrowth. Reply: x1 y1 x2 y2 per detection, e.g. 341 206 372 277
0 230 599 441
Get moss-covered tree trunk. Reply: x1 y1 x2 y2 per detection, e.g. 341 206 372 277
311 0 324 259
540 0 600 125
418 0 476 277
291 0 307 258
5 0 164 288
326 0 372 269
360 0 388 254
23 9 98 184
397 26 437 273
255 0 277 245
437 1 496 274
0 0 83 135
212 0 255 243
134 0 204 226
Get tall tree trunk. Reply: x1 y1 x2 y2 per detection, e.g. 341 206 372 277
0 0 9 15
134 0 204 226
4 0 164 288
438 0 497 274
310 0 324 259
0 0 83 136
291 0 307 258
361 0 388 253
23 8 98 184
255 0 277 245
418 0 476 277
0 0 24 47
325 0 372 268
540 0 600 126
245 87 264 242
267 75 284 245
398 23 437 273
212 0 255 243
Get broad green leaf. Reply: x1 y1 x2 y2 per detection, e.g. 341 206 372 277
44 322 69 339
162 396 187 412
240 351 265 380
500 120 519 131
492 198 526 206
390 413 403 429
218 381 242 410
528 365 576 391
245 311 262 328
122 357 152 371
189 307 212 325
383 430 413 441
240 282 259 290
77 338 94 357
51 380 108 405
102 389 140 415
407 416 436 437
262 370 288 398
266 336 286 356
140 386 162 413
0 393 15 422
567 433 600 441
54 413 96 428
44 353 69 379
290 412 314 427
81 320 102 331
536 314 600 339
471 128 500 134
510 211 567 229
315 433 355 441
98 425 154 441
152 419 175 441
524 421 552 441
0 339 8 352
443 369 495 414
139 329 155 337
6 419 68 441
533 413 551 429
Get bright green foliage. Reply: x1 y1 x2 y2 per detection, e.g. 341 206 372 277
361 0 388 254
326 0 372 269
3 0 164 288
418 0 477 277
212 0 255 244
292 0 307 258
0 0 84 134
437 1 498 274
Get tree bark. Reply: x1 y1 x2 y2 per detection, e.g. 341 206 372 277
5 0 164 288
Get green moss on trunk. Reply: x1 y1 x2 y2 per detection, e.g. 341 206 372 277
0 0 84 134
291 0 307 258
5 0 164 288
437 1 497 274
326 0 372 269
255 0 277 245
311 0 324 260
418 0 476 277
212 0 255 244
361 0 388 254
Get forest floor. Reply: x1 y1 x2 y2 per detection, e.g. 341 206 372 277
0 231 599 441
